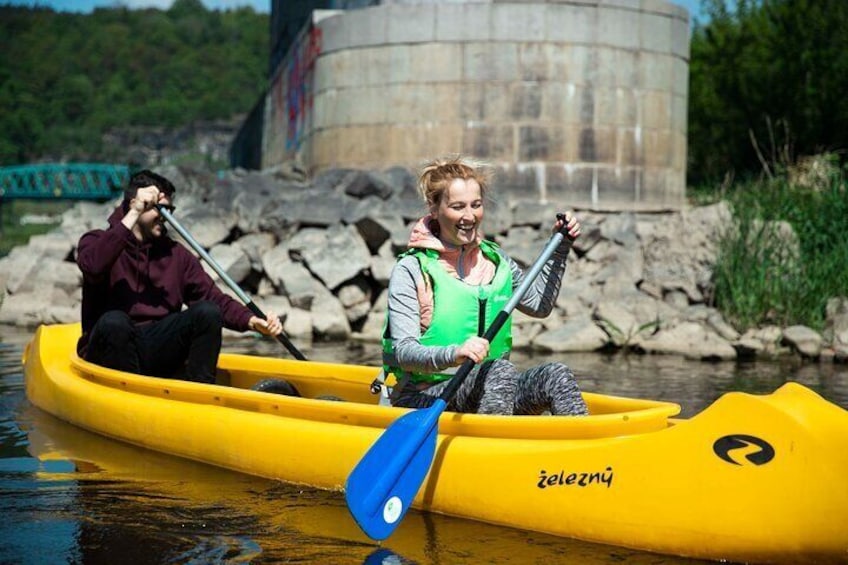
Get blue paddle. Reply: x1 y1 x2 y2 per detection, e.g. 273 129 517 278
345 218 571 540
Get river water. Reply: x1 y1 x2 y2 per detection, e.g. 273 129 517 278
2 324 847 564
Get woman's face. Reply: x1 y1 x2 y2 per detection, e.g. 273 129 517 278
431 177 484 247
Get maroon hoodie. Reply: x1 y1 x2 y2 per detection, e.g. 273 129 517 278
76 206 253 354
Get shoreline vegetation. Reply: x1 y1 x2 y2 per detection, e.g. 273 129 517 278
710 154 848 334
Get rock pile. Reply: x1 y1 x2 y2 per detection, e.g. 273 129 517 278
2 164 846 363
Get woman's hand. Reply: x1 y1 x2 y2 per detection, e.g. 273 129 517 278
554 212 581 241
249 313 283 336
455 336 490 365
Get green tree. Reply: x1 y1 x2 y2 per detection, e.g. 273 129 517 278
688 0 848 183
0 4 268 165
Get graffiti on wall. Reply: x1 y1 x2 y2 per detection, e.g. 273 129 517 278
277 25 322 152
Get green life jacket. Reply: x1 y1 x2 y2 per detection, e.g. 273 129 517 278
382 240 514 385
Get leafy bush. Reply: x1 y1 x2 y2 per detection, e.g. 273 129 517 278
713 165 848 330
688 0 848 184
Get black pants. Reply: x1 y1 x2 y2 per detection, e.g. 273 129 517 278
84 301 223 384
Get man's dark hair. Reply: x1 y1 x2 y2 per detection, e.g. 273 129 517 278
123 170 176 206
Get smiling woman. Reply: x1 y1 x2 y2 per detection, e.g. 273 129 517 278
381 156 588 417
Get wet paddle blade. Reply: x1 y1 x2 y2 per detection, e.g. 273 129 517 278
345 400 445 540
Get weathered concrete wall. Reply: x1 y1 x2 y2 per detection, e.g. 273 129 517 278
261 0 690 211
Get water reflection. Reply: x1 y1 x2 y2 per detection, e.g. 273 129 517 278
2 326 847 564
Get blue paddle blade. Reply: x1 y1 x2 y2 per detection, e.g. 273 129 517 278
345 399 446 540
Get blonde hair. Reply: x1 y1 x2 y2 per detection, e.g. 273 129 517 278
418 156 493 208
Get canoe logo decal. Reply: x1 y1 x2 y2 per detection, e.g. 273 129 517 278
537 467 614 489
383 496 402 524
713 434 775 466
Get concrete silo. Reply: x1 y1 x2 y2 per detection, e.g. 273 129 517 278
250 0 690 210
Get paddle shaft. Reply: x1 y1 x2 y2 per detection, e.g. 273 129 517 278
156 204 307 361
438 229 566 402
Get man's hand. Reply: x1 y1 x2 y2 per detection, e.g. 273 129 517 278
131 185 162 213
249 313 283 336
122 185 167 231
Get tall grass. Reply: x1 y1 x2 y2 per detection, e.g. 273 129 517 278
712 169 848 331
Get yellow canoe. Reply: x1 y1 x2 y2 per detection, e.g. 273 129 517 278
21 404 696 564
23 323 848 563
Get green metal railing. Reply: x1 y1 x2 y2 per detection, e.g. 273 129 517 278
0 163 129 200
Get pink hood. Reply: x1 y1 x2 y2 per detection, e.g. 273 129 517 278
407 216 497 330
407 215 495 284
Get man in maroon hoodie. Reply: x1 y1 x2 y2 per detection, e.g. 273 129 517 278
76 169 282 383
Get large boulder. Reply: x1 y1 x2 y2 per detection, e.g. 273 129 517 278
637 322 737 361
234 232 276 271
298 224 372 290
310 283 351 340
781 325 823 359
532 315 609 353
173 208 235 249
261 245 318 309
204 243 251 285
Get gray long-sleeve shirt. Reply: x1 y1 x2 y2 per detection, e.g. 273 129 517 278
386 244 571 374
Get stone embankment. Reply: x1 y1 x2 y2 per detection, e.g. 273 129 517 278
1 164 847 364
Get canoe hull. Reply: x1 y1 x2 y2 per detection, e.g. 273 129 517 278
23 324 848 562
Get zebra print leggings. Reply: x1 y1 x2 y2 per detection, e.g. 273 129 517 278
392 359 588 416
